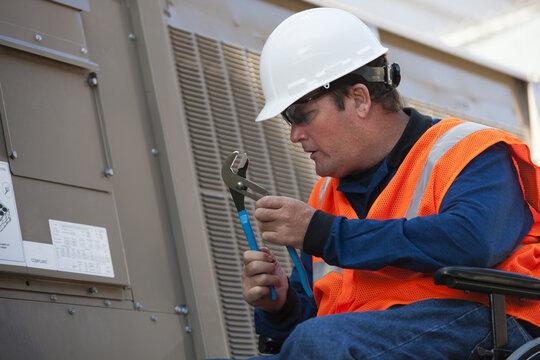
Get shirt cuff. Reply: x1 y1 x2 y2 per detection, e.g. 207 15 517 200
261 283 299 325
303 210 336 258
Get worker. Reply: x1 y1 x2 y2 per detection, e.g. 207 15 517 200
223 7 540 359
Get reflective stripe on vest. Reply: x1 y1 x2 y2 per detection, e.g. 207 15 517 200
319 177 333 208
405 122 490 219
313 122 492 283
309 118 540 326
313 261 343 282
315 177 342 283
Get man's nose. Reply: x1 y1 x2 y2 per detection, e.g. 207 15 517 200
290 124 307 143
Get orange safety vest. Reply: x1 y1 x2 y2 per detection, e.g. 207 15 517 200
308 118 540 327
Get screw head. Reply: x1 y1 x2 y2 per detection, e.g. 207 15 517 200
128 33 137 40
104 168 114 176
50 294 57 301
88 76 98 87
67 307 76 315
134 302 143 310
88 287 98 294
235 181 247 191
80 47 88 54
104 299 111 306
174 306 189 315
9 151 17 160
151 148 159 156
34 34 42 42
184 326 192 334
151 315 158 321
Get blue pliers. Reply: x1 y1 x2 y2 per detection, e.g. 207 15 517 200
221 151 313 300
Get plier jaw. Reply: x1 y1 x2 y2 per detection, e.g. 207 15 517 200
221 151 313 299
221 151 269 211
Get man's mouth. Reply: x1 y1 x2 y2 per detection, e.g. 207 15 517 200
303 147 317 159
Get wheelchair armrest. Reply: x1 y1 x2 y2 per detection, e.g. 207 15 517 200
434 266 540 300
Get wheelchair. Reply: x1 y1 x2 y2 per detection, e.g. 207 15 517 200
434 266 540 359
259 266 540 359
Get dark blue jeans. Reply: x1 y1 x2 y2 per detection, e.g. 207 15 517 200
210 299 534 359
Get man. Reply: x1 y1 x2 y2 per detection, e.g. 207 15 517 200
240 7 539 359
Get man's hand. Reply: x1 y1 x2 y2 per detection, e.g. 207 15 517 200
242 248 288 312
255 196 315 249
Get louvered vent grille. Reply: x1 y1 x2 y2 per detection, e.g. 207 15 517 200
169 27 318 358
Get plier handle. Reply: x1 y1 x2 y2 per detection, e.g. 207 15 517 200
221 151 313 300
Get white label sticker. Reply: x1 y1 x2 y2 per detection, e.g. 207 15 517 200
49 219 114 278
23 241 58 270
0 161 25 266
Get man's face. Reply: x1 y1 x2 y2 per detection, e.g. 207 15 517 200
287 91 369 178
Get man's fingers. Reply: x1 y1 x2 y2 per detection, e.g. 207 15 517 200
244 285 272 305
254 206 278 223
247 273 282 288
260 231 280 244
255 195 284 210
243 260 276 278
243 249 273 265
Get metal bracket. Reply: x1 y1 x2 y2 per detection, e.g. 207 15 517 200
88 73 115 177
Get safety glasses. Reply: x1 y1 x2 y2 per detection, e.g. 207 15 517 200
281 86 330 125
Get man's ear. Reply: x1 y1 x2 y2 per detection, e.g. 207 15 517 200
351 83 371 117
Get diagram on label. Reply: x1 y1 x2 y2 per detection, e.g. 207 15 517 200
0 203 11 232
0 162 25 266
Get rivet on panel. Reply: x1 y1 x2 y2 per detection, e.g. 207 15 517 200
134 302 143 310
88 287 98 294
184 326 192 334
34 34 42 42
104 299 112 306
9 151 17 160
104 168 114 177
174 306 188 315
88 77 98 87
151 148 159 156
80 47 88 54
128 33 137 40
50 294 57 301
67 307 76 315
151 315 158 322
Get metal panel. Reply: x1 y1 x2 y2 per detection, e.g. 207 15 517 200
0 297 193 360
0 46 112 191
127 1 228 357
380 30 530 140
80 0 188 315
166 0 311 53
49 0 90 12
0 174 130 286
169 27 317 358
0 0 97 70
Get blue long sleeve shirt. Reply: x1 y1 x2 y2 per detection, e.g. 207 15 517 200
255 108 534 340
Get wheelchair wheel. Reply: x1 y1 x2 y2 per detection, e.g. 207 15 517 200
507 338 540 360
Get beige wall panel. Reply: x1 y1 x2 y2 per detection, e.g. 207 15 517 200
0 297 195 360
0 175 130 286
167 0 311 52
381 31 529 139
0 45 111 192
80 0 188 312
0 0 95 69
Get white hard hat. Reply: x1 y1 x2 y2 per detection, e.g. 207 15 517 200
255 7 388 122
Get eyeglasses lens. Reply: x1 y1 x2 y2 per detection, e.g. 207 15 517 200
282 88 327 125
